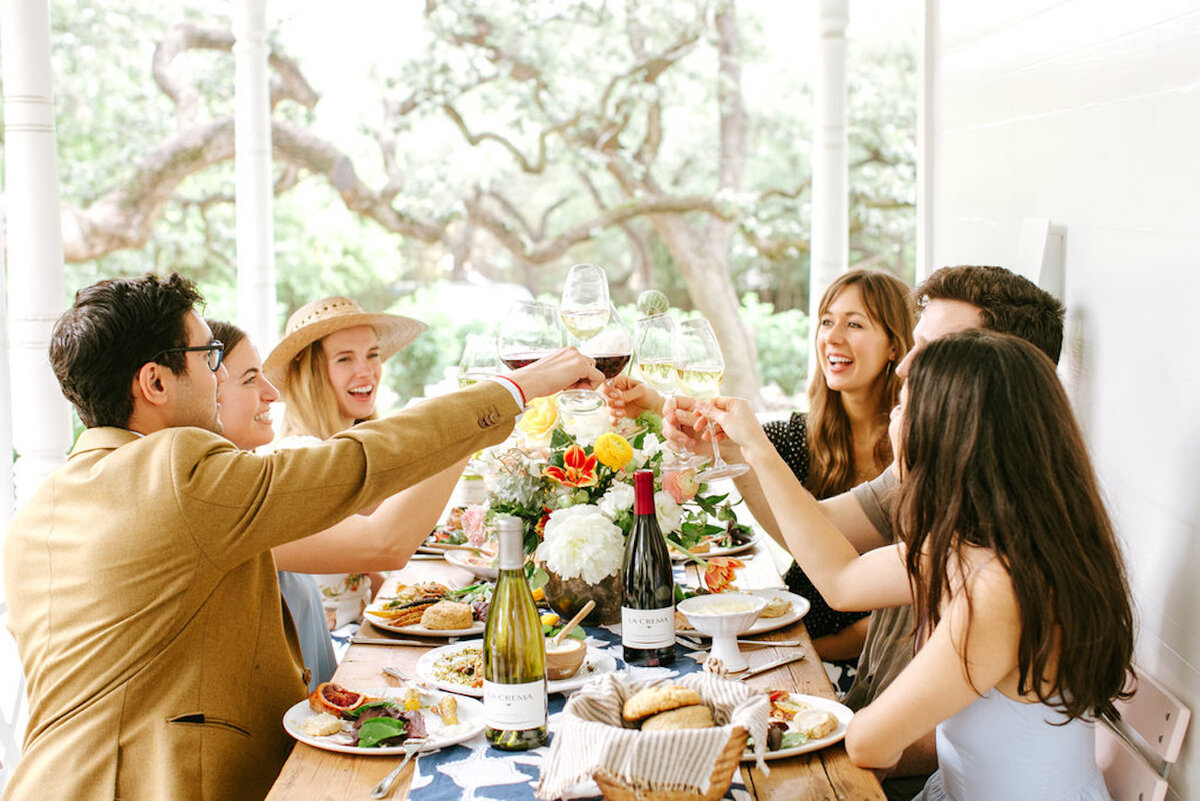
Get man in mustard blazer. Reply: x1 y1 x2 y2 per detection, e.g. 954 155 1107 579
3 273 600 800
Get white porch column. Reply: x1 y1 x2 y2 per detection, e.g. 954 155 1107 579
916 0 939 282
809 0 849 333
233 0 277 348
2 0 73 509
0 202 12 530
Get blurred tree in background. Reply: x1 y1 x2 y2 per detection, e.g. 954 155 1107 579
19 0 915 407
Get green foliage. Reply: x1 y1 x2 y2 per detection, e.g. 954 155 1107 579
739 294 810 397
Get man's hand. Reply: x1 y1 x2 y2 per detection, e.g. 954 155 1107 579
602 375 666 419
505 348 604 402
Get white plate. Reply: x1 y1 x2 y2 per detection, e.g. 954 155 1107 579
283 687 484 756
677 589 809 637
363 610 485 638
444 548 499 580
743 693 853 760
670 530 761 562
415 641 617 697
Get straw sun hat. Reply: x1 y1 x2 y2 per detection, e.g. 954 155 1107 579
263 296 427 389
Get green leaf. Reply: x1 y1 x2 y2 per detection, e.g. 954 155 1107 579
357 717 409 748
343 700 399 720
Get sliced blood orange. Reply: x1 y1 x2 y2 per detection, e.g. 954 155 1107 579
308 682 367 716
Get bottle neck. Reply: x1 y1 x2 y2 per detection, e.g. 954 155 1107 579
633 469 655 515
497 520 525 570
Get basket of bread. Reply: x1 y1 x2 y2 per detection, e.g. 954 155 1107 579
535 672 769 801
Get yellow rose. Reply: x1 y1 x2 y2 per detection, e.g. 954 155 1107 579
593 432 634 471
518 394 559 447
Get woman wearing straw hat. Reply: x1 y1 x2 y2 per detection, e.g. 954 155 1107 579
218 298 469 688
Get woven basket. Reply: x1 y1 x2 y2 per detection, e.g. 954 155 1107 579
592 725 749 801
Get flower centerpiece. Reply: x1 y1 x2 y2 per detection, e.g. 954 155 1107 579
462 393 749 623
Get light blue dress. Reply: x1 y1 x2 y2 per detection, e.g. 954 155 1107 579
277 570 337 691
915 689 1112 801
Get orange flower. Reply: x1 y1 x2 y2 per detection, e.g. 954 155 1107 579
543 445 599 488
703 556 745 593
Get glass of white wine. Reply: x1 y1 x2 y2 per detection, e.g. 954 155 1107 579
560 263 611 342
633 314 705 468
560 263 612 406
677 318 750 481
458 333 502 388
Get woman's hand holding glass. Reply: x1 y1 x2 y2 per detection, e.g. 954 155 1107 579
676 318 749 481
601 374 666 420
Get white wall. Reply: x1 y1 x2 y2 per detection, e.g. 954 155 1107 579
930 1 1200 796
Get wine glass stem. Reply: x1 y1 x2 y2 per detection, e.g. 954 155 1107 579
709 428 726 468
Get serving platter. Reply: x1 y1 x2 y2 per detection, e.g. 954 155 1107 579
676 588 809 637
743 693 852 760
283 687 484 756
363 611 485 638
444 548 499 580
669 530 761 562
415 641 617 697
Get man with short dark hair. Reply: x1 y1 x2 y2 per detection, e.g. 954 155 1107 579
4 273 602 801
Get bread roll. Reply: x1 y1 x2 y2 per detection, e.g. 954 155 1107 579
420 600 473 630
640 704 714 731
622 684 704 722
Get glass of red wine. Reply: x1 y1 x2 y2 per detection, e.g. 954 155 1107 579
580 304 632 382
497 301 563 371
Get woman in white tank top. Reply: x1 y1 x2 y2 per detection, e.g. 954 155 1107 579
703 330 1134 801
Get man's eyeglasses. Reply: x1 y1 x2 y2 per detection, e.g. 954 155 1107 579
151 340 225 372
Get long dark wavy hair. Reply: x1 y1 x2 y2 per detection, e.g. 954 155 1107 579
896 330 1134 720
807 269 915 498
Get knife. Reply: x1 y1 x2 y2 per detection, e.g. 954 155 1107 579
740 651 805 679
351 636 459 646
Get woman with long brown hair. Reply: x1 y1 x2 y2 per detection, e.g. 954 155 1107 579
702 330 1134 799
607 269 915 665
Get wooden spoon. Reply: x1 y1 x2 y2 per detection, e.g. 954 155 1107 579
550 600 596 648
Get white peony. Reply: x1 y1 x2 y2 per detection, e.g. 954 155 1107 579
635 433 666 464
597 482 635 520
536 505 626 583
654 491 683 534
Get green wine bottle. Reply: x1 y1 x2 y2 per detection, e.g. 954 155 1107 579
483 515 549 750
620 469 676 666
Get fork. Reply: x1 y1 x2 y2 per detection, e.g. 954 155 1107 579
370 739 426 799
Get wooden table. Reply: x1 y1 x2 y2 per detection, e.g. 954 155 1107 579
266 546 885 801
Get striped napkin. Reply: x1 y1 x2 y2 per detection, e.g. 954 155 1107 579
535 672 770 800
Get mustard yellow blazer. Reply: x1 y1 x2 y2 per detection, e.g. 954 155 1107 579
3 382 517 800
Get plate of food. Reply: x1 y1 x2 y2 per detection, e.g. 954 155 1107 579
669 527 761 562
365 582 491 637
419 507 473 554
284 683 484 756
444 548 499 580
676 588 809 637
415 641 618 697
743 691 852 760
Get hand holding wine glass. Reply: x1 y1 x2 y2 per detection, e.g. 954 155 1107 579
633 314 705 468
676 318 749 481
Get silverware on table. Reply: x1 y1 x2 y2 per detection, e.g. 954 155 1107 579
676 635 803 650
739 651 806 679
352 636 459 646
370 738 426 799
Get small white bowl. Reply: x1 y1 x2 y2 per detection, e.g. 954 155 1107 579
677 592 767 672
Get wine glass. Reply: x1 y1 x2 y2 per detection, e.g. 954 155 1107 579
676 318 750 481
458 333 502 388
497 301 563 370
560 263 611 343
633 314 705 468
580 304 632 383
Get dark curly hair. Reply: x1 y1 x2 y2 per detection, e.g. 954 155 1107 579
916 266 1066 363
50 273 204 428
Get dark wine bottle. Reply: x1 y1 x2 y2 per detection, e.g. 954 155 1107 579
620 469 676 666
483 515 549 750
